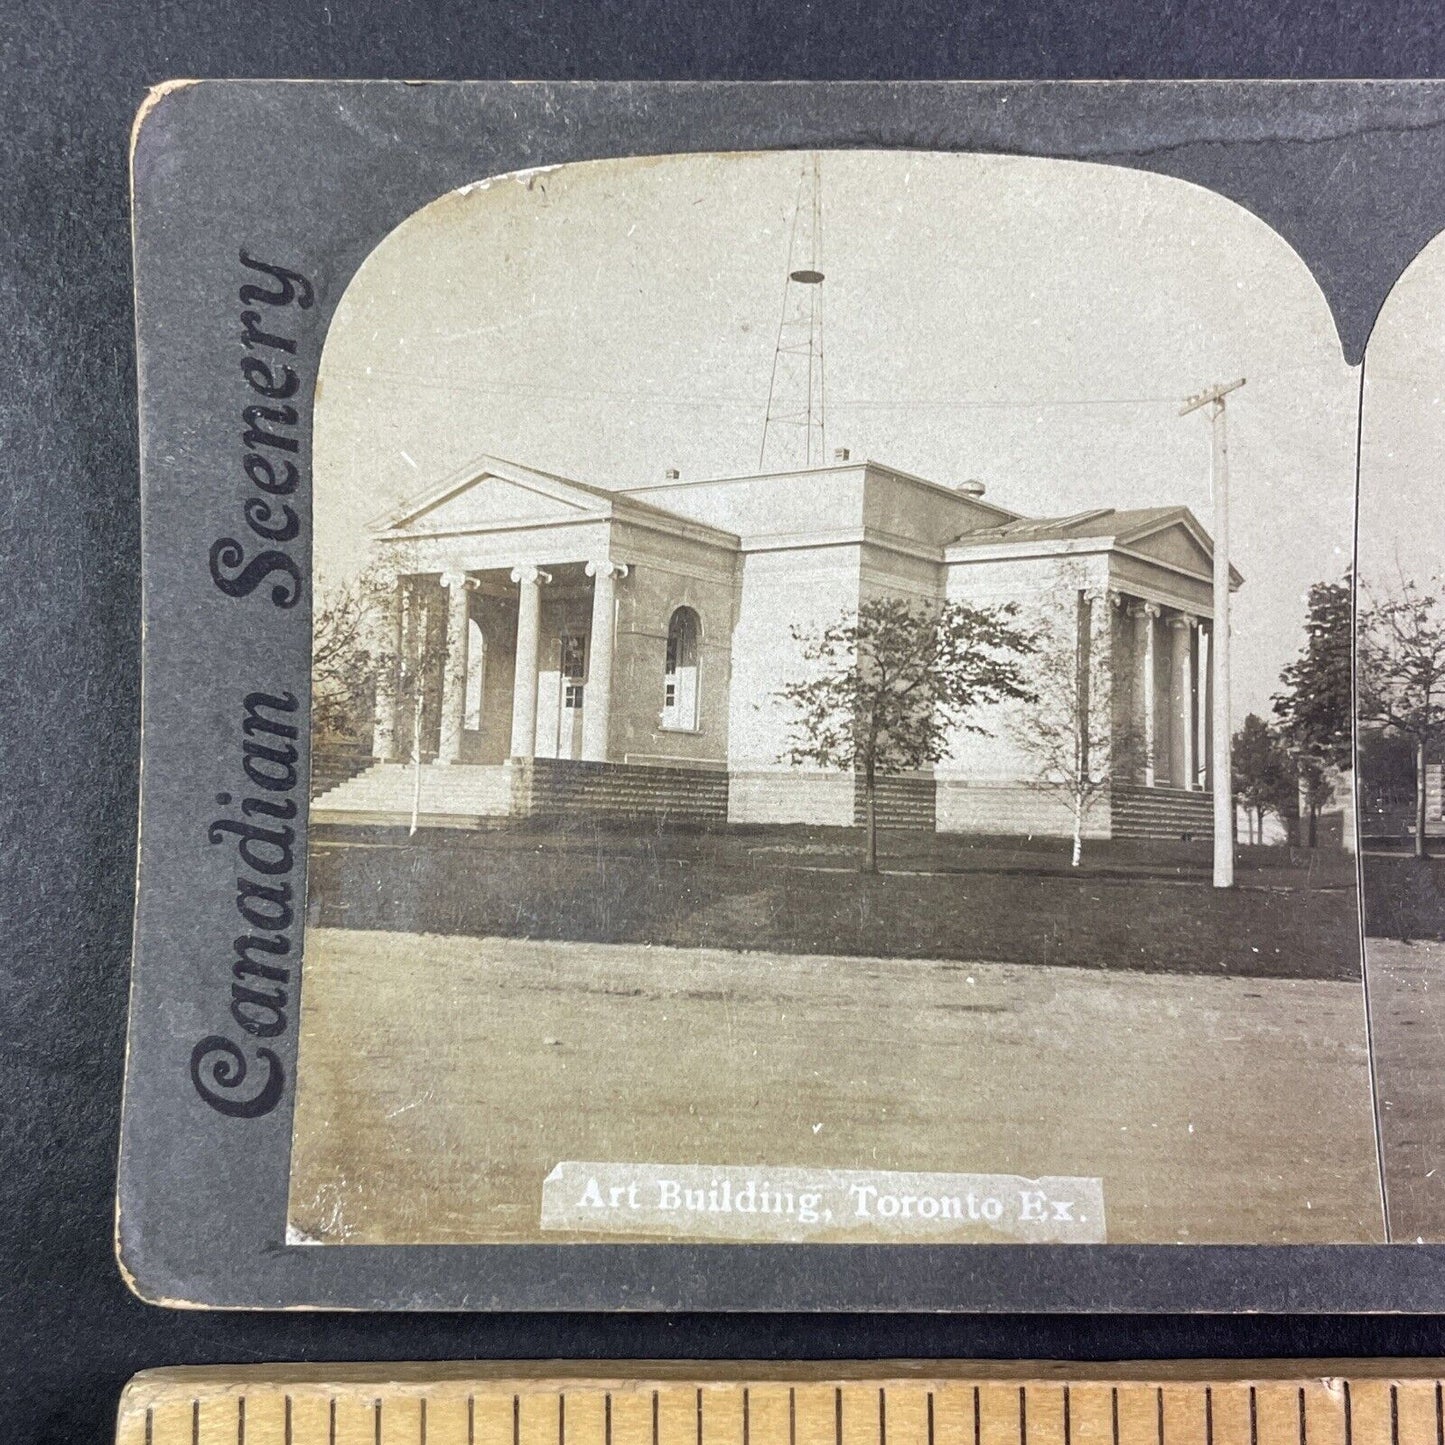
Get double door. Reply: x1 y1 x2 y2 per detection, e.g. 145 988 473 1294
535 631 587 760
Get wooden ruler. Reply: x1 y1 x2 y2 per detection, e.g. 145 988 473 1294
117 1363 1445 1445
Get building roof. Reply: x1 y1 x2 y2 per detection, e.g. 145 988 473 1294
948 503 1244 588
369 454 1237 584
956 505 1183 544
369 452 740 548
620 457 1021 524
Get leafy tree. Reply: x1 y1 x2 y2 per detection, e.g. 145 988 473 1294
1357 723 1419 839
1015 588 1143 867
313 572 383 748
1231 713 1296 845
1359 576 1445 858
1272 578 1352 846
779 596 1036 872
313 547 442 765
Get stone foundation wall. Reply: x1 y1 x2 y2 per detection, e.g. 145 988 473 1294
935 778 1110 839
727 770 855 826
853 773 937 831
514 757 729 824
1111 782 1212 841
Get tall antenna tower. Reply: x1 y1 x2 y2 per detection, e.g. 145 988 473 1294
759 154 826 471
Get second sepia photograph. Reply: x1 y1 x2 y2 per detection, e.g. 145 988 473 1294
288 149 1377 1249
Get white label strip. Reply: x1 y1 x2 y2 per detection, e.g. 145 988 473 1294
541 1162 1105 1243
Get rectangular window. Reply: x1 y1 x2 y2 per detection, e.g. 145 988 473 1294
561 635 586 680
564 684 584 710
664 682 676 708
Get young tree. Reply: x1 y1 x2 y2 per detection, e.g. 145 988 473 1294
1272 577 1353 846
1231 713 1296 844
1014 589 1142 866
779 596 1036 872
312 571 384 748
1359 576 1445 859
312 546 445 783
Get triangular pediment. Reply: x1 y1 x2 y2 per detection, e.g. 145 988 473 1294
1125 519 1213 576
1119 512 1244 587
399 473 602 531
372 455 613 536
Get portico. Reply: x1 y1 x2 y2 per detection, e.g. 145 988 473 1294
938 503 1239 838
317 455 740 828
1116 592 1210 791
371 558 636 768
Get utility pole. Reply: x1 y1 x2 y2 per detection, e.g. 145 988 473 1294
1180 377 1245 889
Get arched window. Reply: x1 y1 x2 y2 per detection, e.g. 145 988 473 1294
662 606 701 730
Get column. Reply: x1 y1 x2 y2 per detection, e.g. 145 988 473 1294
582 560 629 763
1107 589 1127 775
1196 624 1211 790
371 576 404 761
1168 614 1196 789
1130 601 1160 786
400 584 432 764
1075 589 1094 779
1202 623 1214 790
508 564 550 758
437 570 477 765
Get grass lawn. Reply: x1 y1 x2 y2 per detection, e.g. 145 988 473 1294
308 822 1361 980
1363 852 1445 941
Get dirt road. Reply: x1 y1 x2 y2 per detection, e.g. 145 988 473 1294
288 928 1384 1245
1366 938 1445 1240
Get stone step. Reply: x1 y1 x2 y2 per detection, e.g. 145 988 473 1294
309 745 376 799
310 808 498 830
1114 807 1213 822
321 761 733 823
315 763 514 816
535 788 729 807
1114 811 1213 824
521 760 729 822
323 787 513 805
532 773 726 791
532 781 728 799
1115 814 1213 829
1113 790 1212 802
1113 796 1212 811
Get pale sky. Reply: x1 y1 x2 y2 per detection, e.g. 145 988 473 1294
1360 227 1445 602
315 149 1360 720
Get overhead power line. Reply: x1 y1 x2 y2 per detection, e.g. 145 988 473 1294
328 366 1233 413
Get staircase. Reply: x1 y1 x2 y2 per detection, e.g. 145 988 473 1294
1111 783 1213 842
312 762 515 827
309 742 374 799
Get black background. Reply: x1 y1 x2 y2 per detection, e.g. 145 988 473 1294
7 3 1445 1442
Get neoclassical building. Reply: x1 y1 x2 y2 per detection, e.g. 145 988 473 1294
314 453 1239 839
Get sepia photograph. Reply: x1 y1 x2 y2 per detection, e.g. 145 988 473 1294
288 149 1379 1248
1357 226 1445 1244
